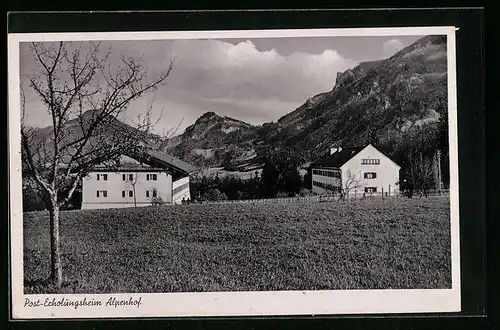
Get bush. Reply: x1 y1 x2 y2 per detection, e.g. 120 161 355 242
203 188 227 202
150 196 165 206
23 188 47 212
298 188 313 197
276 191 290 198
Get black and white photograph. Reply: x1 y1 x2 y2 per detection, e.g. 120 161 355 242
8 26 460 318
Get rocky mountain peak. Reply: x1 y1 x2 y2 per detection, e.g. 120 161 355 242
196 111 220 122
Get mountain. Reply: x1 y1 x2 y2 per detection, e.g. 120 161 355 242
166 111 262 169
166 35 448 169
25 110 154 166
262 35 448 161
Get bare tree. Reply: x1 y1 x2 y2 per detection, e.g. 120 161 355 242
21 41 173 288
407 151 435 198
393 122 439 198
341 169 365 200
128 173 139 208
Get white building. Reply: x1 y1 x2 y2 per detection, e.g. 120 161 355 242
81 148 198 210
310 144 401 197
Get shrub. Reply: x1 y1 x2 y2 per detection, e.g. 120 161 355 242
298 188 313 197
22 188 47 212
150 196 165 206
203 188 227 201
276 191 290 198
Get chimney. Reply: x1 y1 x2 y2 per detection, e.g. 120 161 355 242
330 146 342 155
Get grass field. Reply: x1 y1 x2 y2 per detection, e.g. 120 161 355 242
23 198 451 294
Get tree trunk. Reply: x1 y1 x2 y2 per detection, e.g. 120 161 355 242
132 184 137 208
48 197 63 288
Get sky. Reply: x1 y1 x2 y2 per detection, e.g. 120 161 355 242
19 35 423 135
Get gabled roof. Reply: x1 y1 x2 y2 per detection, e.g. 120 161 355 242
144 149 198 175
92 165 167 172
89 148 198 175
311 146 365 169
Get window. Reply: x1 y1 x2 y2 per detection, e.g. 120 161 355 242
146 189 158 198
122 190 134 198
96 173 108 181
313 181 341 192
364 172 377 179
364 187 377 193
96 190 108 198
312 169 341 178
123 174 134 181
146 173 158 181
361 159 380 165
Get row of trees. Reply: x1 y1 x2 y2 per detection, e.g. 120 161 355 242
391 102 449 197
191 147 308 201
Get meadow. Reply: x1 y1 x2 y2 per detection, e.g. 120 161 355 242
23 198 451 294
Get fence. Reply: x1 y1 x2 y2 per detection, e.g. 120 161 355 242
405 188 450 197
187 195 339 206
178 188 451 206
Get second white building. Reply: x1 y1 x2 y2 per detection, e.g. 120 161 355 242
310 144 401 197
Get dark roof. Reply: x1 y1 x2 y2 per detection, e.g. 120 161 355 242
91 166 167 172
311 146 366 168
88 148 198 175
144 149 198 175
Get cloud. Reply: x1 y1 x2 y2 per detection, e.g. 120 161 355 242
169 39 356 97
21 39 359 131
382 39 404 57
142 39 358 127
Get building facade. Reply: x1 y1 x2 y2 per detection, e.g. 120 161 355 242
81 150 197 210
311 144 401 197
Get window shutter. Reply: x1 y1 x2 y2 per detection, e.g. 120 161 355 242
122 174 125 181
146 190 149 198
122 191 125 197
97 174 100 181
96 191 99 197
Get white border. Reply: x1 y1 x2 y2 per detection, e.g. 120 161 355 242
8 27 460 319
